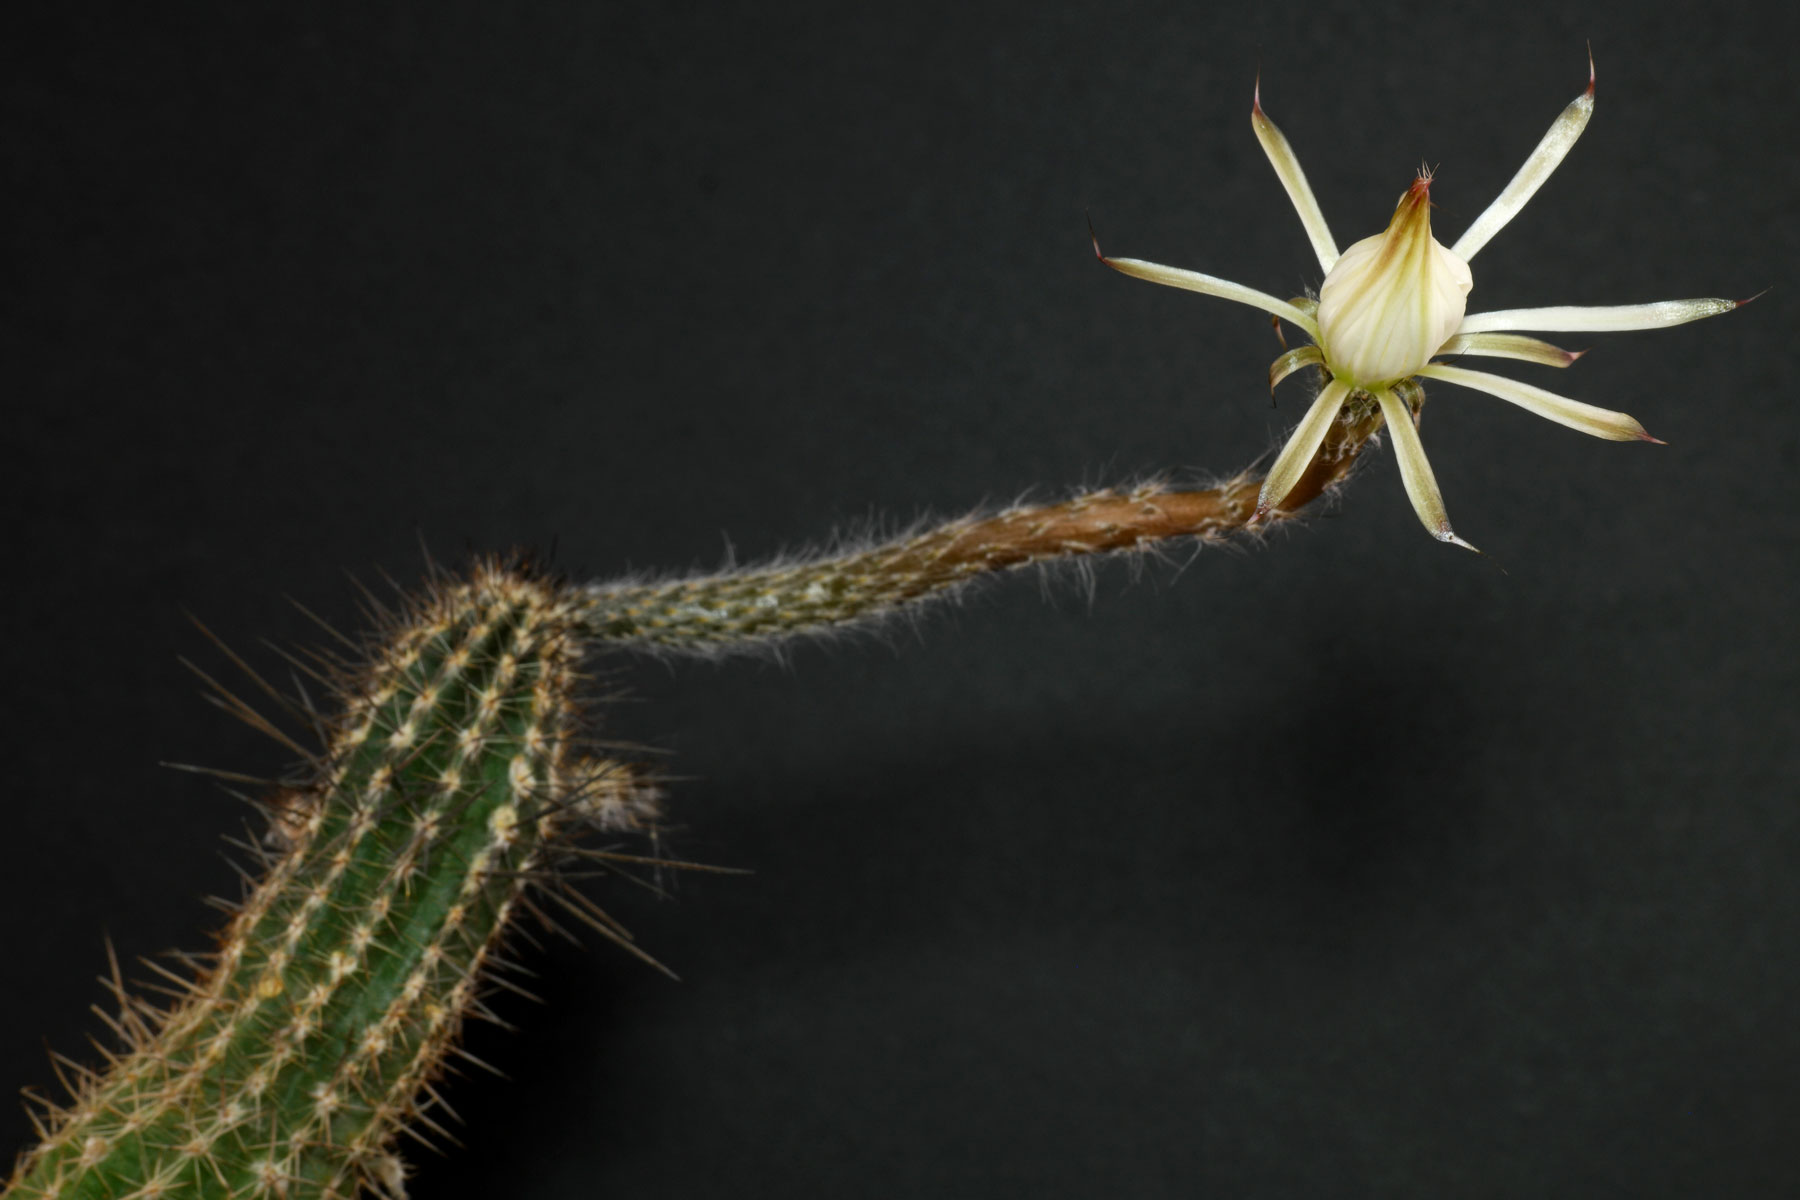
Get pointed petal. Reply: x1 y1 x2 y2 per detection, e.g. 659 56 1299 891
1375 387 1475 549
1434 332 1583 368
1092 242 1322 336
1417 363 1654 441
1450 52 1595 262
1255 378 1351 517
1268 345 1325 392
1457 297 1739 334
1252 80 1339 274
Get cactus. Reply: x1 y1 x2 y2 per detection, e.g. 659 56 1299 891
4 561 661 1199
6 407 1378 1198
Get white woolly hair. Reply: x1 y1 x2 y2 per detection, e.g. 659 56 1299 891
577 450 1364 666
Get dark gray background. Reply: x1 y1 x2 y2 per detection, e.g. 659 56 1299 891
7 1 1798 1195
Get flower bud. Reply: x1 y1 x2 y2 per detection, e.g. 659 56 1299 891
1316 175 1472 387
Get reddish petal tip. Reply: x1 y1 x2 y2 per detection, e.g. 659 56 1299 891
1084 212 1107 263
1734 287 1771 308
1252 73 1263 115
1639 431 1668 445
1585 43 1596 95
1567 347 1591 363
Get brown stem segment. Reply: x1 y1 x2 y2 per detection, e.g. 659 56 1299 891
580 400 1384 653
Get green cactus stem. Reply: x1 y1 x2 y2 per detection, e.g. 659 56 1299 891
6 402 1380 1199
6 563 661 1200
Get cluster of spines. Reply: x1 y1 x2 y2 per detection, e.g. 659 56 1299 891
6 560 659 1200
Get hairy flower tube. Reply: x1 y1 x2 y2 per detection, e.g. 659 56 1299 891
1093 54 1743 550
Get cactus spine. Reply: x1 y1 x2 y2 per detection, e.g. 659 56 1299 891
6 401 1379 1198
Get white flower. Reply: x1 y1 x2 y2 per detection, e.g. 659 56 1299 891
1093 53 1743 550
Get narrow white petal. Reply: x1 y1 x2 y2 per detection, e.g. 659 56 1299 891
1252 83 1339 274
1256 378 1350 516
1457 298 1738 334
1375 387 1474 549
1095 245 1321 336
1392 377 1426 427
1450 54 1595 262
1434 332 1582 368
1268 345 1324 392
1417 363 1654 441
